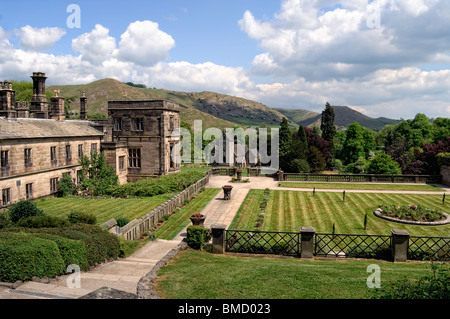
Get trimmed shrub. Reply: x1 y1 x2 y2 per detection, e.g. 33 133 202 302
109 171 205 198
0 232 65 282
0 211 11 229
8 200 44 224
2 224 122 266
31 233 89 271
16 215 69 228
115 217 130 227
67 211 97 225
186 225 211 250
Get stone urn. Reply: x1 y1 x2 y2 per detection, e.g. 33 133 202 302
190 214 206 226
223 185 233 200
236 169 242 181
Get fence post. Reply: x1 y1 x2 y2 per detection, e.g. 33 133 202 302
300 227 316 258
391 229 410 262
211 224 227 254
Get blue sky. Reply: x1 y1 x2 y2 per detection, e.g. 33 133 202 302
1 0 450 120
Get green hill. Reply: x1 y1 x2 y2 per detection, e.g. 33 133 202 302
280 105 401 131
48 79 292 129
48 79 399 131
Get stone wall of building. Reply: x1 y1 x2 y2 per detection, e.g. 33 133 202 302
1 136 101 178
1 135 103 206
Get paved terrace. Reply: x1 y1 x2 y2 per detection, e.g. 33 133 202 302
0 175 448 299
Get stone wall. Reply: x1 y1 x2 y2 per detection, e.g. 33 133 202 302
441 165 450 186
103 170 212 240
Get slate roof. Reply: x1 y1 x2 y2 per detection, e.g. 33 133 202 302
0 118 104 140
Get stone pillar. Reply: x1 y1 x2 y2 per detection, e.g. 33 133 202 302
211 224 227 254
277 170 284 181
391 229 410 262
300 227 316 259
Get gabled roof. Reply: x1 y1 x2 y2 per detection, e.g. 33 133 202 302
0 118 104 140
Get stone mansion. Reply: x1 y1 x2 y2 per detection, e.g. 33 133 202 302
0 72 180 207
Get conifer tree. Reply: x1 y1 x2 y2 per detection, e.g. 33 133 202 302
321 102 337 161
279 117 292 171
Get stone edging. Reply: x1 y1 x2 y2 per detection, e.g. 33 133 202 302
373 208 450 226
136 241 188 299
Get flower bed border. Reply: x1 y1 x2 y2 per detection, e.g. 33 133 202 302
373 208 450 226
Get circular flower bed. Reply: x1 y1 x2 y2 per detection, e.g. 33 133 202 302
374 204 450 226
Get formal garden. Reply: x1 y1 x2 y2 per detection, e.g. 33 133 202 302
1 105 449 298
0 163 212 283
153 186 450 299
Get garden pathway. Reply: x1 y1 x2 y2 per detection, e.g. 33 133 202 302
0 175 448 299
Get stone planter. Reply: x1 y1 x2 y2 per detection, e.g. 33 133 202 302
223 185 233 200
190 214 206 226
236 170 242 181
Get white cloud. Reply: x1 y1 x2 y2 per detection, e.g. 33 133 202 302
116 20 175 66
240 0 450 81
72 24 116 65
14 25 66 51
1 6 450 121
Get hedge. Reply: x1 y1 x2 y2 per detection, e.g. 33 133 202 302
0 224 122 277
108 171 205 198
0 232 66 282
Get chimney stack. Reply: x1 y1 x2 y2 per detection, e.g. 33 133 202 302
80 91 87 120
50 90 65 121
30 72 49 119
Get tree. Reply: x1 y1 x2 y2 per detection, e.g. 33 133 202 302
78 153 118 196
308 146 326 172
367 153 402 175
341 122 366 164
304 127 332 167
289 158 311 173
321 102 337 158
11 81 53 103
432 117 450 142
279 117 293 171
57 173 77 196
362 129 376 158
291 125 308 161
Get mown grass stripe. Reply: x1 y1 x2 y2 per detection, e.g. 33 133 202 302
230 190 450 237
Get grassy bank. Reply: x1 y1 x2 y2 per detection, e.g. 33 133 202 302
36 194 174 225
153 188 221 240
155 249 435 299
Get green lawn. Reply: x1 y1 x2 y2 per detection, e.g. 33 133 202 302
278 182 444 192
36 194 175 224
155 249 436 299
154 188 221 240
230 190 450 237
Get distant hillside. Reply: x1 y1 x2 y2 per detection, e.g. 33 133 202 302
281 105 401 131
48 79 294 129
274 108 320 125
48 79 398 131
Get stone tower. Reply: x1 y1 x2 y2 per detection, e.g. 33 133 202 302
80 91 87 120
30 72 49 119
